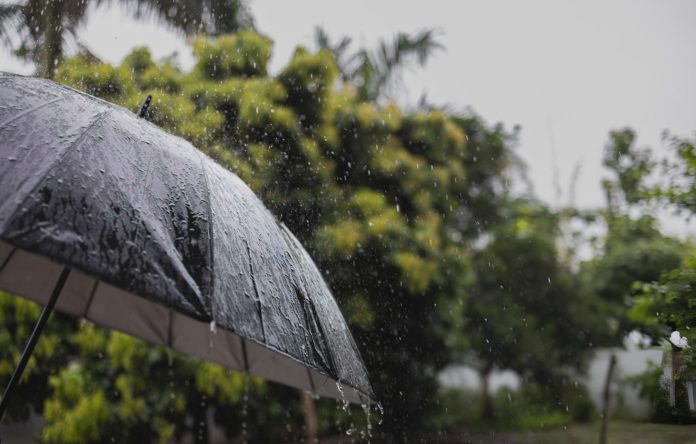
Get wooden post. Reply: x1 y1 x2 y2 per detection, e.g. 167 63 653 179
302 391 318 444
599 354 617 444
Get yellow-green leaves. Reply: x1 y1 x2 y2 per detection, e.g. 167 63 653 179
351 189 406 238
43 366 109 444
140 64 182 94
57 56 131 101
122 47 155 76
392 251 437 293
193 31 272 79
320 220 365 255
278 48 339 127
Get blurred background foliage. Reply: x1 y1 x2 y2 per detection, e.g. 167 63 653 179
0 1 695 443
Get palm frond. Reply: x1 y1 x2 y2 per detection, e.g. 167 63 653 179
115 0 205 36
368 28 444 100
0 4 23 46
379 28 444 72
115 0 253 37
314 26 353 80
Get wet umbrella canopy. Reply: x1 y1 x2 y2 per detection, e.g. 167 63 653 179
0 73 375 416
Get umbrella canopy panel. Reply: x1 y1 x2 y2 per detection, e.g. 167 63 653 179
0 73 374 404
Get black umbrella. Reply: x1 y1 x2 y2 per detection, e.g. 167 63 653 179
0 73 374 421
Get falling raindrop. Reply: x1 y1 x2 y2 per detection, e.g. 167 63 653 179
242 375 249 444
208 320 217 349
376 402 385 425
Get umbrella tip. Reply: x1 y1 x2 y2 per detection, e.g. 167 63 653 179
137 95 152 118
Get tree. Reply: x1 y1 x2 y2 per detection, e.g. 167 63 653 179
0 0 90 78
624 131 696 424
580 129 687 344
0 0 254 79
601 128 654 212
627 132 696 350
650 132 696 214
460 200 601 421
315 26 444 101
121 0 254 36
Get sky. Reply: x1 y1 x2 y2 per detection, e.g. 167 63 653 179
1 0 695 220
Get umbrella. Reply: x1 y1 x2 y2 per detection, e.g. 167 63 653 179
0 73 375 421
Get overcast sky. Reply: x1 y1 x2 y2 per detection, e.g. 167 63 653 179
2 0 695 218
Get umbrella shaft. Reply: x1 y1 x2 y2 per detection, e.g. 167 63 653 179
0 267 71 422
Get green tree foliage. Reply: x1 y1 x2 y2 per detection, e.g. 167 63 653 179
0 293 76 421
0 0 253 78
458 200 601 420
39 326 303 443
628 132 696 356
601 129 654 211
580 128 695 424
581 214 685 343
580 129 687 344
651 132 696 214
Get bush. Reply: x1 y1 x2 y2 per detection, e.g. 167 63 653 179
429 379 594 433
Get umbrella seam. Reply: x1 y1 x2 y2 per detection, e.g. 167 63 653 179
2 109 113 233
0 97 63 128
279 223 376 399
244 240 266 343
192 149 216 322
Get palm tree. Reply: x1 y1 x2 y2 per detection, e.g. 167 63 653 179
121 0 254 36
315 26 444 101
0 0 254 79
0 0 91 79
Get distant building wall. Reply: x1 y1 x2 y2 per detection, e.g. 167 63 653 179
437 347 663 420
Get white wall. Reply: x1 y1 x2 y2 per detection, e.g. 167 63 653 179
437 347 663 419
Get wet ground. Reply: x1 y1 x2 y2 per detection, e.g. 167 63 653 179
318 421 696 444
426 421 696 444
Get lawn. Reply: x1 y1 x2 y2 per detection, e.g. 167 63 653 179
428 421 696 444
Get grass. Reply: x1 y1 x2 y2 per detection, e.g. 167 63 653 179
427 421 696 444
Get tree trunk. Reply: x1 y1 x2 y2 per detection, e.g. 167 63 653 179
302 391 318 444
43 0 64 79
599 354 616 444
479 360 494 422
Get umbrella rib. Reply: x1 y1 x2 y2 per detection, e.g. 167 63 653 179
244 240 266 343
0 246 17 275
82 279 100 318
0 97 63 128
240 338 248 372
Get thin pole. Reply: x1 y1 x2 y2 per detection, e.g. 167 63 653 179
0 267 71 421
599 354 617 444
